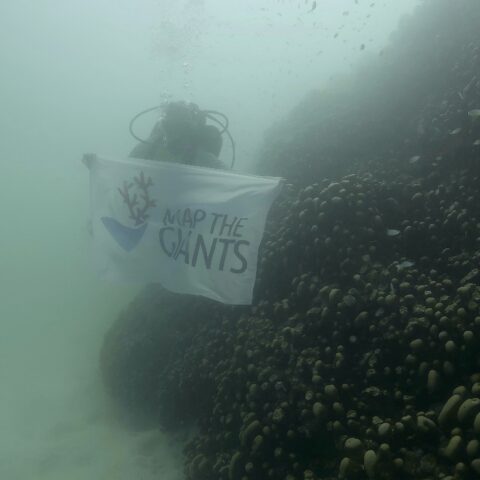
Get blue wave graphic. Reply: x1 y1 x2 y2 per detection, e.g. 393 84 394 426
101 217 148 251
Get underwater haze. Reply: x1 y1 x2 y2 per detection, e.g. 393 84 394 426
1 1 422 479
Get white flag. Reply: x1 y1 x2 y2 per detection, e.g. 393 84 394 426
84 155 283 305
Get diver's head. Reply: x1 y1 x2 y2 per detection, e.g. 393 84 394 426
162 101 206 157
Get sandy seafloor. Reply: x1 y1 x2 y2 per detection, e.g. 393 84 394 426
0 322 186 480
0 288 187 480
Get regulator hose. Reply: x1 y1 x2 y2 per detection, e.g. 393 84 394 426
128 105 164 144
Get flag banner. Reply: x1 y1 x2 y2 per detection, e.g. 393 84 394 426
84 155 283 305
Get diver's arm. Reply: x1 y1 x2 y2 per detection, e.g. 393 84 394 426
129 141 154 159
129 121 165 160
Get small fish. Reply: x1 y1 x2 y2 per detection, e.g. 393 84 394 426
308 1 317 13
387 229 400 237
397 260 415 270
468 109 480 119
473 139 480 146
449 127 462 135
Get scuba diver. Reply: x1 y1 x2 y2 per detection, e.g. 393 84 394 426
83 100 235 236
129 101 235 169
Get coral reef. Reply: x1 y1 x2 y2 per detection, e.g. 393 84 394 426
178 171 480 480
